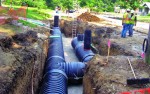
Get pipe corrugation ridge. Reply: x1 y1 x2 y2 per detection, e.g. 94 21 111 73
40 70 67 94
59 62 85 79
40 17 68 93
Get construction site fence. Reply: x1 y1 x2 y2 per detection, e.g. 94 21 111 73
0 6 27 24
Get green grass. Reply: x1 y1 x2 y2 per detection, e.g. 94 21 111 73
18 19 37 28
27 8 53 20
137 15 150 23
3 5 53 20
102 12 150 23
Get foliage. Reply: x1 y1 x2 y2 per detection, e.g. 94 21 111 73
2 0 150 12
4 0 47 9
18 19 37 28
115 0 143 10
26 7 52 20
147 13 150 16
137 15 150 23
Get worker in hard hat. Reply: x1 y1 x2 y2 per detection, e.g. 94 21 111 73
128 10 137 37
121 9 131 38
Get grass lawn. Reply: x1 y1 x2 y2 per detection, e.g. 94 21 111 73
137 16 150 23
27 7 53 20
2 5 53 20
102 12 150 23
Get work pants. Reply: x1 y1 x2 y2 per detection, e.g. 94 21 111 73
121 24 130 38
129 24 134 36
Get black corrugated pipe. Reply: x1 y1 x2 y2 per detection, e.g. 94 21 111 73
40 15 91 94
40 15 68 94
54 16 59 27
71 35 95 62
40 64 68 94
84 29 91 50
59 62 85 79
77 34 84 41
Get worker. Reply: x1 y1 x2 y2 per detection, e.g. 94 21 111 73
128 10 137 37
55 6 61 13
121 9 131 38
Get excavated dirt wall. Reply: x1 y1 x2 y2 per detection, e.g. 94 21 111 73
0 28 49 94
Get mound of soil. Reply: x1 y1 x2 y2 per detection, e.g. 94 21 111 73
77 12 103 22
83 55 150 94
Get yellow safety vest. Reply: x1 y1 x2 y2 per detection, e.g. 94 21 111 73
130 15 135 24
122 13 130 24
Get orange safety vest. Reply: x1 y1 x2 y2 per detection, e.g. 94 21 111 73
122 13 130 24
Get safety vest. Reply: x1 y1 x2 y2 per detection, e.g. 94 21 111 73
130 15 135 24
122 13 130 24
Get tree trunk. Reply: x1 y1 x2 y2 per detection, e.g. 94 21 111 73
0 0 1 6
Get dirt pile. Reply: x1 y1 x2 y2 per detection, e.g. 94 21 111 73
60 19 88 37
83 55 150 94
77 12 103 22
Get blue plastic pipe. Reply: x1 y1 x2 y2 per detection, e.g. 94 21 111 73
71 35 94 62
40 15 94 94
59 62 85 79
40 65 68 94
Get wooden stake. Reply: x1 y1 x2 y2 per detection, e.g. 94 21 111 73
127 57 136 79
107 47 110 62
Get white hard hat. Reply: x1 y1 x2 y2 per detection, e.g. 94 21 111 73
127 9 130 12
131 10 134 13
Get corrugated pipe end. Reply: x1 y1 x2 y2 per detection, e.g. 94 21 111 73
54 16 59 27
84 29 91 50
40 69 68 94
77 34 84 41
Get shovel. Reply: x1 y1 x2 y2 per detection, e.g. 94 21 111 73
126 57 150 85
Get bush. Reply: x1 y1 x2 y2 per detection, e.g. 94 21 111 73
147 13 150 16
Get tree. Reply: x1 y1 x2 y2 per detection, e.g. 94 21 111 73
143 0 150 1
116 0 143 10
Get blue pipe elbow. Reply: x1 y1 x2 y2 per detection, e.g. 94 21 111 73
59 62 85 79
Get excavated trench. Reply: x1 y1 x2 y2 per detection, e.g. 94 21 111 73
0 15 149 94
60 18 150 94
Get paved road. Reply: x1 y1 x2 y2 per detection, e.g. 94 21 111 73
96 14 150 32
62 34 83 94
